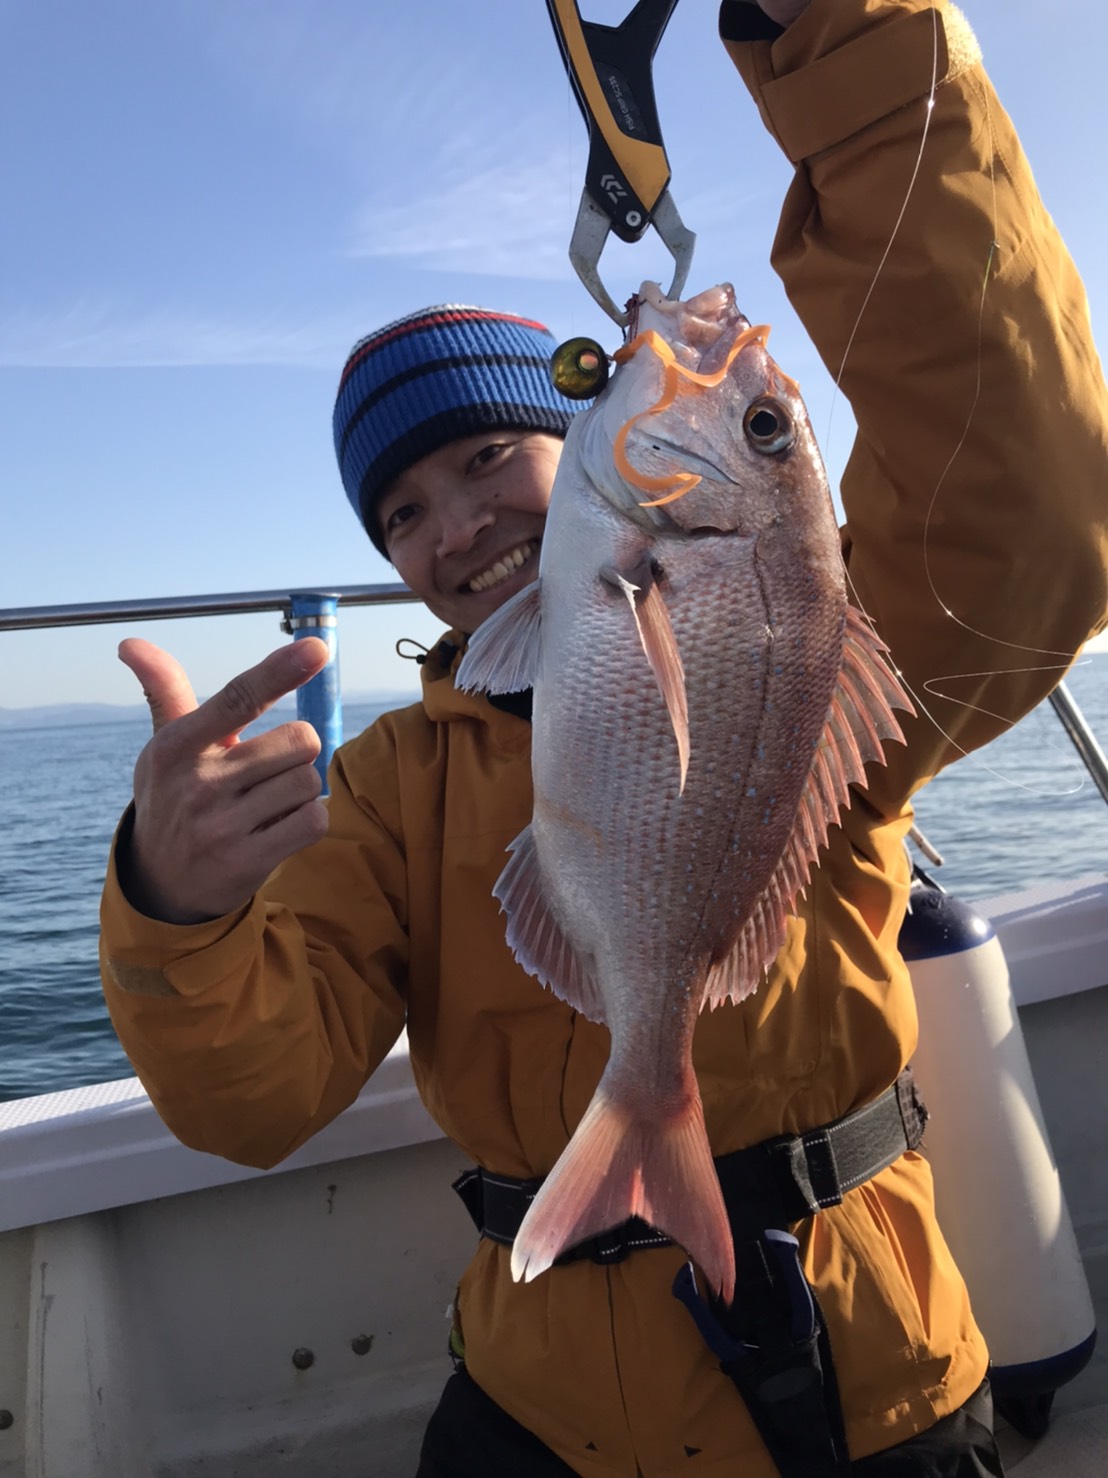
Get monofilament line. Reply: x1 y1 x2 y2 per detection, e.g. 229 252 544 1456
825 8 941 449
827 11 1082 797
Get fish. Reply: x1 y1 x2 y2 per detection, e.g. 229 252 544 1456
456 281 913 1303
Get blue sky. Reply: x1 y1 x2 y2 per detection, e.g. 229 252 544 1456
2 0 1105 710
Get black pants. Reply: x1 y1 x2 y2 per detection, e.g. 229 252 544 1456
415 1370 1005 1477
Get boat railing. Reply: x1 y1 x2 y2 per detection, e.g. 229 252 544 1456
1047 681 1108 805
3 586 1108 804
0 584 421 791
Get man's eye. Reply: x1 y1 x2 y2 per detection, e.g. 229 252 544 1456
385 503 417 533
468 442 508 473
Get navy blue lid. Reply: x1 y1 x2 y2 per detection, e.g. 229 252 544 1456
898 885 996 962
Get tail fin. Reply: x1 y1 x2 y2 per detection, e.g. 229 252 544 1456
511 1082 735 1303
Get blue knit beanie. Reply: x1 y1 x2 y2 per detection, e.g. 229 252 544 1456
333 305 583 556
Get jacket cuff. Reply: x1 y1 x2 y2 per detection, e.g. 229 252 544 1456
101 806 254 996
718 0 785 44
720 1 978 163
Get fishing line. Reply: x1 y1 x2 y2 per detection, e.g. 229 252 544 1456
917 87 1077 664
914 661 1093 797
549 26 588 344
819 9 987 776
824 8 1083 799
823 8 941 452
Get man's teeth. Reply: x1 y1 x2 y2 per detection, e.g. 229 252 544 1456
468 541 537 593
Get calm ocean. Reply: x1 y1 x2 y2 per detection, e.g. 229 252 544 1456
3 667 1108 1104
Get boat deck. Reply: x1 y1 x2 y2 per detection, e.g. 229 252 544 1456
1002 1403 1108 1474
996 963 1108 1476
0 879 1105 1475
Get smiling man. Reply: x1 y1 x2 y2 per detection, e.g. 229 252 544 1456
333 307 576 635
99 2 1108 1475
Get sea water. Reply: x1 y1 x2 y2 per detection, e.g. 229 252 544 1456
2 666 1107 1103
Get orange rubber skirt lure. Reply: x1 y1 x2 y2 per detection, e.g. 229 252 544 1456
612 323 773 506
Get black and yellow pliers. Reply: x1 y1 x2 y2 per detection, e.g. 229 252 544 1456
547 0 695 326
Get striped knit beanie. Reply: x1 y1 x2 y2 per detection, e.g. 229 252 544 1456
333 305 582 555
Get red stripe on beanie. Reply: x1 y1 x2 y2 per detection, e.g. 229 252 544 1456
338 310 552 392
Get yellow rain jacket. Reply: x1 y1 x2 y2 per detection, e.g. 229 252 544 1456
100 3 1108 1473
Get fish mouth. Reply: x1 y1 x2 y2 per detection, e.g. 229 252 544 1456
636 281 748 365
464 539 540 594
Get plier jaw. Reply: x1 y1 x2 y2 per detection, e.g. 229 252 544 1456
548 0 696 327
568 185 695 328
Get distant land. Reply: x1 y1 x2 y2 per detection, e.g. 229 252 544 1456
0 692 417 730
4 642 1104 731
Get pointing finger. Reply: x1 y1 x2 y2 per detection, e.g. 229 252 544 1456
178 638 331 750
119 638 200 734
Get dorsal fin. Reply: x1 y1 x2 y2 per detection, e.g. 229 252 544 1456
494 825 607 1023
703 606 913 1007
455 581 543 695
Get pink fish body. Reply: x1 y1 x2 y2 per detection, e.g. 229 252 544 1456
458 282 911 1302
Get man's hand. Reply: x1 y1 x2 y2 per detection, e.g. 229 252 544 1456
118 637 332 924
758 0 812 27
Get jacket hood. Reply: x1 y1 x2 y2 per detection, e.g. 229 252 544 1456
419 629 529 742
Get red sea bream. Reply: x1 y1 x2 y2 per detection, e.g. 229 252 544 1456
457 281 913 1302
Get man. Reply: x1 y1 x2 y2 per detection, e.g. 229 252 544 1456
100 1 1108 1473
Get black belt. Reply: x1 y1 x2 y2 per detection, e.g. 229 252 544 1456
453 1067 928 1263
452 1068 928 1478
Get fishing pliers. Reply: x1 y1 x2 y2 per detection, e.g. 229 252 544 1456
546 0 696 325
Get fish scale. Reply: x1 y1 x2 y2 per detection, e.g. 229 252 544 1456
457 280 912 1302
535 615 756 989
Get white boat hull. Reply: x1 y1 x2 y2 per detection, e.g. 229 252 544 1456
2 875 1107 1475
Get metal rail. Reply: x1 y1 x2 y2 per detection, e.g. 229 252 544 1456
1049 683 1108 806
5 589 1108 815
0 583 418 632
0 584 421 793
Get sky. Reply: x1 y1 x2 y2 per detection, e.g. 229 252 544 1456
1 0 1106 711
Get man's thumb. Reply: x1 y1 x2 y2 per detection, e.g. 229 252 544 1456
119 638 200 733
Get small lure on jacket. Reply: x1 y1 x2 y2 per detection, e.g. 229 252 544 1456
458 281 913 1303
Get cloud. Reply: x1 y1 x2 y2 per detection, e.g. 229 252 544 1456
346 137 580 281
186 1 512 179
0 302 352 369
345 129 762 290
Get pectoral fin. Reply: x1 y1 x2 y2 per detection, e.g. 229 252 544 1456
703 606 913 1008
456 581 543 694
603 563 690 793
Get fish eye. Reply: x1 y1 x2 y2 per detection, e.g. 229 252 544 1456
742 397 794 454
550 337 610 400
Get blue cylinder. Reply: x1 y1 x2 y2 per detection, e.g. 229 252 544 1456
287 593 343 794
